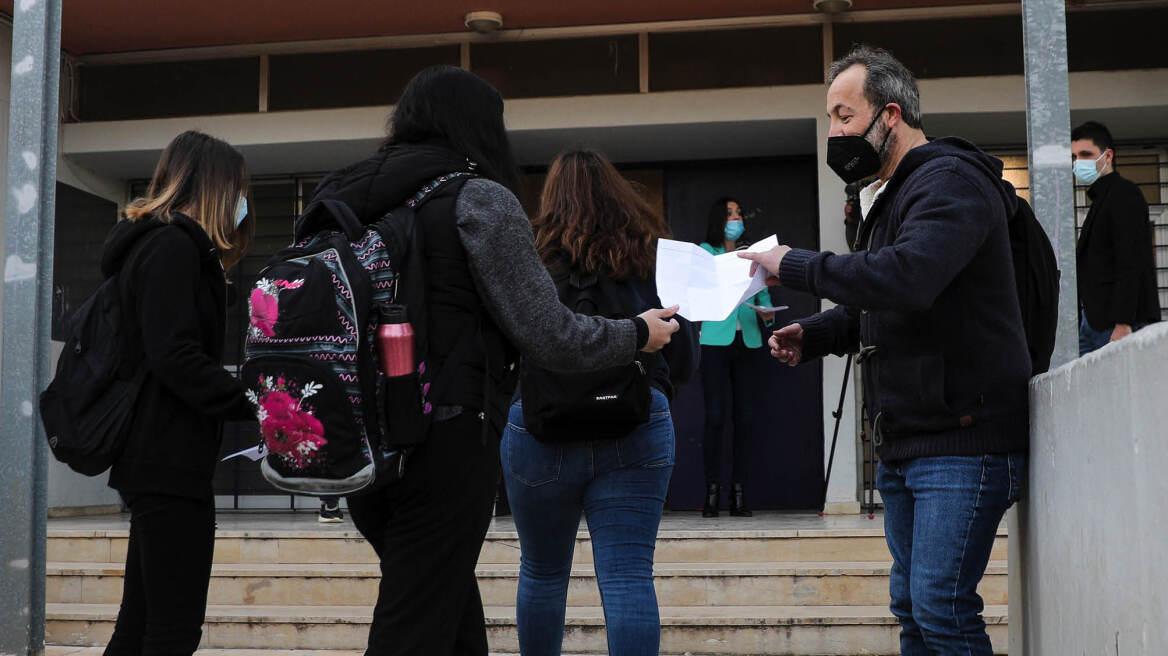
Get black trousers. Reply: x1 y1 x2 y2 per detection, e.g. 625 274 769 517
700 334 760 486
103 494 215 656
348 411 501 656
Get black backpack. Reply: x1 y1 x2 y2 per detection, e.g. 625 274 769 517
1008 196 1060 375
39 226 162 476
242 173 472 495
520 270 652 443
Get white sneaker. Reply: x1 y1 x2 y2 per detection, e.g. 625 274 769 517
318 502 344 523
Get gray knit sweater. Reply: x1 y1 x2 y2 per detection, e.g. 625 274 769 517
454 178 638 372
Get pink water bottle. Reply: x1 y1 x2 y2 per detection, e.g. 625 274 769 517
377 305 415 377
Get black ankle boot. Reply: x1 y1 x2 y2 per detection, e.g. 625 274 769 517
702 483 720 518
729 483 752 517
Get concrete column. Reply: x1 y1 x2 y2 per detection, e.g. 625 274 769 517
815 113 860 513
1014 0 1078 653
0 0 62 652
0 21 11 350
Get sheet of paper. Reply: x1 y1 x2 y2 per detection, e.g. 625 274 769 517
656 235 778 322
745 303 789 313
221 443 266 462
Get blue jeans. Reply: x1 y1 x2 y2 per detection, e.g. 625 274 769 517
877 453 1025 656
1080 311 1148 356
1079 311 1113 355
501 388 675 656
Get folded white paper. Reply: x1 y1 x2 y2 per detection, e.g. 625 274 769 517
655 235 778 322
222 443 266 462
745 303 789 313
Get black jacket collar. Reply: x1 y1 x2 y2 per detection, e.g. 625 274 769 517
856 136 1017 251
1086 171 1119 201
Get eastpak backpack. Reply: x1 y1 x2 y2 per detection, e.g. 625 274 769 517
241 173 473 495
520 269 653 443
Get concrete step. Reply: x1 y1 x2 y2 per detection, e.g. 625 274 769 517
46 560 1008 608
45 644 635 648
46 602 1008 654
47 527 1008 566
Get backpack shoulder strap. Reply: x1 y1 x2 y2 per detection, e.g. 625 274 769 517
405 171 479 211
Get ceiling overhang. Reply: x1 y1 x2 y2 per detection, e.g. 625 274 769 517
2 0 1015 56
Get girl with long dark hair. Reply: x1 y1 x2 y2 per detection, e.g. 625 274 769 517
698 197 776 517
504 148 698 656
310 66 680 655
102 130 254 655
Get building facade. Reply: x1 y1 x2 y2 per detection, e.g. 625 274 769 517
3 1 1166 512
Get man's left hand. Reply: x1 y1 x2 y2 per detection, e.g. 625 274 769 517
1109 323 1133 342
739 245 792 286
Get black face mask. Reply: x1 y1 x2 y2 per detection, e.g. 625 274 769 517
826 108 892 184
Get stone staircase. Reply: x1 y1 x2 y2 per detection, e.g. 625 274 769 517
45 512 1007 655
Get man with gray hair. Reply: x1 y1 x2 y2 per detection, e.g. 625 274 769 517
742 45 1029 654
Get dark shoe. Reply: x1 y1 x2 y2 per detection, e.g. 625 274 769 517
702 483 720 518
729 483 752 517
318 501 344 523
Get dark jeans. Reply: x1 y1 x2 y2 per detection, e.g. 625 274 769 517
347 411 500 656
502 389 674 656
878 453 1025 656
1079 310 1148 356
700 334 759 486
103 494 216 656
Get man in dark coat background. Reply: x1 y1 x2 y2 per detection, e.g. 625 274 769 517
1071 120 1161 355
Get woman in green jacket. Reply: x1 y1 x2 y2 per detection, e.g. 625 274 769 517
698 197 775 517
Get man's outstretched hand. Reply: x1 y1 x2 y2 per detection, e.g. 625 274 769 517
769 323 803 366
738 244 791 286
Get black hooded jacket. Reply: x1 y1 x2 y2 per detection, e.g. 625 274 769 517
780 137 1031 460
103 214 251 499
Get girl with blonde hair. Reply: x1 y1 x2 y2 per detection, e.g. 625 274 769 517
102 130 254 656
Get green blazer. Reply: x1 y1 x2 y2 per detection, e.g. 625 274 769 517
697 242 775 348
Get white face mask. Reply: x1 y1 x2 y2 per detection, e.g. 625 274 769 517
1072 151 1108 185
233 196 248 228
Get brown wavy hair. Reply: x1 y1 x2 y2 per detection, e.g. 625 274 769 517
533 148 668 280
124 130 252 269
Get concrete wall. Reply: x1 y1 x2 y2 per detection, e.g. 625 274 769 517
815 113 860 511
1014 322 1168 655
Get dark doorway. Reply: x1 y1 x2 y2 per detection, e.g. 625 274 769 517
663 156 824 511
52 183 118 340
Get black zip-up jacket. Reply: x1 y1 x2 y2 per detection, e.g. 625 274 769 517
1077 172 1161 330
778 137 1030 460
103 214 251 499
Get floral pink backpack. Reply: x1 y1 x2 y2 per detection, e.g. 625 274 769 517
242 174 473 495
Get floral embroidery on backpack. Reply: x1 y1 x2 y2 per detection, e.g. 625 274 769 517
249 279 282 338
247 376 326 469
